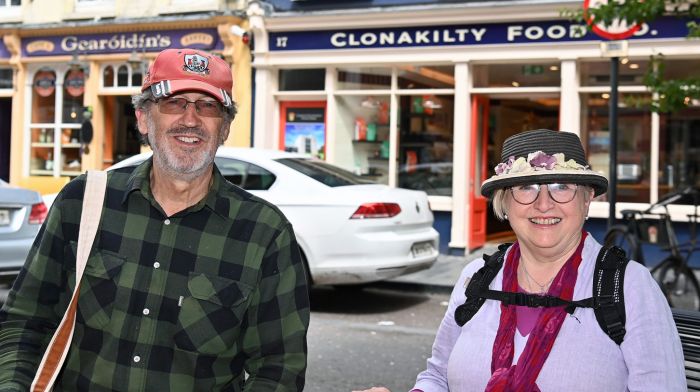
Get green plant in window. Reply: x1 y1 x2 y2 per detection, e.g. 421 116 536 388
562 0 700 113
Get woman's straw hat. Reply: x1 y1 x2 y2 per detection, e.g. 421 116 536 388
480 129 608 198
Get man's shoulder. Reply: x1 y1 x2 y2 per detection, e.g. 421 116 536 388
216 180 291 229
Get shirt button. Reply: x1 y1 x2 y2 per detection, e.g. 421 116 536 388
133 356 141 363
164 219 171 225
142 308 150 316
153 262 160 269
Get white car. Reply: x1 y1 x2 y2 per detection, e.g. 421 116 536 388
110 147 439 286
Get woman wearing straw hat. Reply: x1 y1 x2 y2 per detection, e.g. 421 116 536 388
355 129 685 391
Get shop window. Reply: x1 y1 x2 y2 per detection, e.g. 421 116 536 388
335 95 391 184
580 59 649 87
131 66 143 86
103 65 114 87
659 107 700 204
397 65 455 89
472 62 560 88
279 69 325 91
0 68 12 89
337 67 391 90
101 63 143 89
117 65 128 86
28 68 85 177
31 69 56 124
397 94 454 196
581 93 651 203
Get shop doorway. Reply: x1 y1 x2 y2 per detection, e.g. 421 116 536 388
103 95 140 169
0 98 11 181
469 95 560 246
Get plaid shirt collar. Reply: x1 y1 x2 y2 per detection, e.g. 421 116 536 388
121 157 230 219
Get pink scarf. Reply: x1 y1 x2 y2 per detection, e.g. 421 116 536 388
485 232 587 391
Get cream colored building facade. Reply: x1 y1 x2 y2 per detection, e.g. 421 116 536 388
0 0 252 192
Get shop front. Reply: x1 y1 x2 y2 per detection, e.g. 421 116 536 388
5 17 251 193
248 1 700 254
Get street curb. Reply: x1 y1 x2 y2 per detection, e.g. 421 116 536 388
372 280 454 295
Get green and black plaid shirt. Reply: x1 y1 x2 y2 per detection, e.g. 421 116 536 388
0 159 310 391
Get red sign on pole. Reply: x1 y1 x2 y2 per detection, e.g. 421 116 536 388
583 0 641 40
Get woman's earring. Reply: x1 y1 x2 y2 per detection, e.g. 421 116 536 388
504 213 508 220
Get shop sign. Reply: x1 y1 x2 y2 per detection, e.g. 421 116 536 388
269 16 691 51
0 38 9 59
22 29 224 57
65 70 85 97
34 71 56 97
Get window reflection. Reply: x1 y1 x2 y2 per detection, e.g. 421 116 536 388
659 106 700 203
398 94 454 196
581 93 652 203
335 95 390 184
117 65 128 86
103 65 114 87
397 65 454 89
473 62 560 87
32 69 56 124
580 59 649 87
337 67 391 90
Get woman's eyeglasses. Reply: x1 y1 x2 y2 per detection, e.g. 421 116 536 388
509 183 578 205
146 97 224 118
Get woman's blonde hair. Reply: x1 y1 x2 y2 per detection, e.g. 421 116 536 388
490 185 594 221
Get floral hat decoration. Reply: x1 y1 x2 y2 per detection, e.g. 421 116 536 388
480 129 608 198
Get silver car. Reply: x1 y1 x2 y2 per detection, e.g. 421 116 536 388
0 179 48 284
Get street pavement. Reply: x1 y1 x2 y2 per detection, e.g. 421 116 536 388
386 243 502 292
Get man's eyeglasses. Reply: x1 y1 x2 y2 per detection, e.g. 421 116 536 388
146 97 224 118
509 183 579 205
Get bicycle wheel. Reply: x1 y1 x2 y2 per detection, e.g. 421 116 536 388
604 225 643 265
656 258 700 311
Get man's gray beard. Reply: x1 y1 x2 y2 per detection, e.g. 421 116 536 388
145 116 222 181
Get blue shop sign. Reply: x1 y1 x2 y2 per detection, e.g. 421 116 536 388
270 16 693 51
22 29 224 57
0 39 9 59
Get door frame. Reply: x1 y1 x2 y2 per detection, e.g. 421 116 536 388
468 95 489 250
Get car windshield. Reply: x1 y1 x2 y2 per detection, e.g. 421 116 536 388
276 158 375 187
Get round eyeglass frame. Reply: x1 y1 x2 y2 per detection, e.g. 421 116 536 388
509 183 579 205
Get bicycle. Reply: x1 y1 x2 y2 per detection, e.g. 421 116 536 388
603 187 700 311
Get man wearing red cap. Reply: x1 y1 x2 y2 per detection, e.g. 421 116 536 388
0 49 310 391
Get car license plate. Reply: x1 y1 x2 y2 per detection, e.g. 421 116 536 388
0 209 9 226
411 241 434 258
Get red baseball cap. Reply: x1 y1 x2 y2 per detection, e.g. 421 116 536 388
142 48 233 107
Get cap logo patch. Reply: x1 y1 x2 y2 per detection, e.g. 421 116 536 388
183 54 209 75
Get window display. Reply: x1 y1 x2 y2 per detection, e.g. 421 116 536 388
335 95 390 184
398 94 453 196
581 93 651 203
28 68 84 177
472 62 560 88
659 106 700 202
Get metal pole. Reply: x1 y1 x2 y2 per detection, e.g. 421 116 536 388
608 56 619 230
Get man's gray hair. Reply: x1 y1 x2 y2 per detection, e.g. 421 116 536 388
131 90 237 146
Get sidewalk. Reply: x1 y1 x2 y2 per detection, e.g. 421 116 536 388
387 243 502 292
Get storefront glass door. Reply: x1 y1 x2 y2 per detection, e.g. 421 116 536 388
479 95 560 241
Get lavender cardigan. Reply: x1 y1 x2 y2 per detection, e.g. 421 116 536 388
413 235 686 391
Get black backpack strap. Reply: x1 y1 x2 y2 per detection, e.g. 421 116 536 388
454 243 510 326
593 245 629 345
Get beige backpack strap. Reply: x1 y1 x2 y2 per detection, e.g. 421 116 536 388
31 170 108 392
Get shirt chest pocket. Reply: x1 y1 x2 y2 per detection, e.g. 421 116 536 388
174 273 254 355
65 243 126 329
